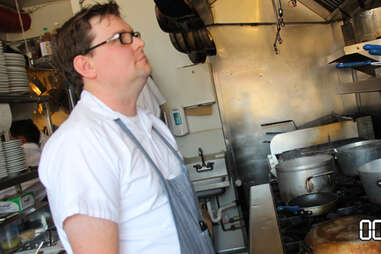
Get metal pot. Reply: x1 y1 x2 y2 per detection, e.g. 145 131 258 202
335 140 381 176
358 158 381 205
276 154 335 202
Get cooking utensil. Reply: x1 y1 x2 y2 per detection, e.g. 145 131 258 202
368 49 381 55
364 44 381 51
34 241 44 254
286 192 337 216
276 205 313 216
334 140 381 176
305 216 381 254
336 60 381 68
276 154 335 202
358 158 381 205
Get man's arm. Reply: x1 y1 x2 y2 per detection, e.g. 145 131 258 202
64 214 119 254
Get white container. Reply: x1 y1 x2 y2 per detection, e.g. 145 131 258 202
169 107 189 136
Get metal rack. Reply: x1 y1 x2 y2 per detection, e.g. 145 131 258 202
0 167 38 192
0 94 49 104
0 94 53 135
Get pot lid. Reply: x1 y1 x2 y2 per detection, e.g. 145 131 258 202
358 158 381 174
277 154 333 172
336 139 381 152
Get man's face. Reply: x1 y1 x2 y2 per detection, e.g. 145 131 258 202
88 14 152 91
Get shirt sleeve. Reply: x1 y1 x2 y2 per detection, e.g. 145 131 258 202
39 125 122 228
147 77 167 105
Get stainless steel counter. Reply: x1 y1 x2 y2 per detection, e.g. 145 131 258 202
249 184 284 254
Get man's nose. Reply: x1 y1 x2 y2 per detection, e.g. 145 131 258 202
132 36 145 49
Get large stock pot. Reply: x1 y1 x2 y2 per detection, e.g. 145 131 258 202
276 154 335 202
335 140 381 176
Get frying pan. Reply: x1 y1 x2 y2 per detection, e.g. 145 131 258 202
278 192 338 216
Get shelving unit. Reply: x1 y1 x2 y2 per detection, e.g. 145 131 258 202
29 56 55 71
0 40 58 254
0 94 49 104
0 167 38 192
337 77 381 94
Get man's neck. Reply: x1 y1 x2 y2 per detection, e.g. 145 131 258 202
84 81 141 117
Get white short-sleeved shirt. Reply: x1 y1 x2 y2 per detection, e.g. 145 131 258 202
137 77 166 118
38 90 181 254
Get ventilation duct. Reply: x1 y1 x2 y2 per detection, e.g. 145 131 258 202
0 5 31 33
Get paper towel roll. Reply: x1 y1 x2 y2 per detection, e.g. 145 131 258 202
0 104 12 134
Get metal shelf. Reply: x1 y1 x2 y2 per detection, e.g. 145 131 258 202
29 56 55 70
0 167 38 191
0 94 49 104
337 77 381 94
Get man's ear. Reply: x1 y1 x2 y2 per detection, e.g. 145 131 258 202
73 55 96 79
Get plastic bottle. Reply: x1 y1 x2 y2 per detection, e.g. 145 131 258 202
39 27 52 57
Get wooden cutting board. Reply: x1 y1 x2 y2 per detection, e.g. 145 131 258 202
305 216 381 254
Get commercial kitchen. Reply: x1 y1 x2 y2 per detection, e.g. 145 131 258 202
1 0 381 253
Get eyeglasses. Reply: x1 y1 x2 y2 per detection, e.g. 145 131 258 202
82 31 141 55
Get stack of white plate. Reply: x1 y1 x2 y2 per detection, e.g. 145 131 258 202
0 144 7 179
3 139 26 177
4 53 30 95
0 42 9 94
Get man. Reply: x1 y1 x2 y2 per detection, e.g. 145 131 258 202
38 3 214 254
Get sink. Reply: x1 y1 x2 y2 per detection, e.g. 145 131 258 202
186 157 230 196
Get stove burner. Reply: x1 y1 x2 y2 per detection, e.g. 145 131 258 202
271 174 381 254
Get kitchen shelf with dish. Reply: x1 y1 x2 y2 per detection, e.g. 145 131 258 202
0 167 38 192
328 39 381 94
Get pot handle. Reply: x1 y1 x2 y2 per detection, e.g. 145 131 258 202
377 179 381 188
305 171 335 193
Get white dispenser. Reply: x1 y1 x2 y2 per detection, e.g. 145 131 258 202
169 107 189 136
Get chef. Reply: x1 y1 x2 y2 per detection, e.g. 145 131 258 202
38 2 214 254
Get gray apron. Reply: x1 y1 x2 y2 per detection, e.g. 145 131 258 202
115 119 215 254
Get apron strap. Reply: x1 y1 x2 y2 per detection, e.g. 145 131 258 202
114 118 204 224
152 127 184 163
114 118 168 191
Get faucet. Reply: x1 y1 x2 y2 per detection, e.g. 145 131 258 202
193 147 214 172
199 148 207 168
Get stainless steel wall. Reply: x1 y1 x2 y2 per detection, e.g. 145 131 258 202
207 19 359 190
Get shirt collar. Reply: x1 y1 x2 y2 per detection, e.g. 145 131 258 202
79 90 153 135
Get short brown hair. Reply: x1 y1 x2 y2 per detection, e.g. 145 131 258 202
52 2 120 96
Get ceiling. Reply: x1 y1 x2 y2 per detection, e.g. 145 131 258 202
0 0 380 20
0 0 68 10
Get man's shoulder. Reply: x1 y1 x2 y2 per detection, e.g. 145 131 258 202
44 107 108 150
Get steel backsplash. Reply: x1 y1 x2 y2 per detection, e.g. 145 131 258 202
207 20 359 207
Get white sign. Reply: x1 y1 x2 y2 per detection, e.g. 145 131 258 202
359 219 381 241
